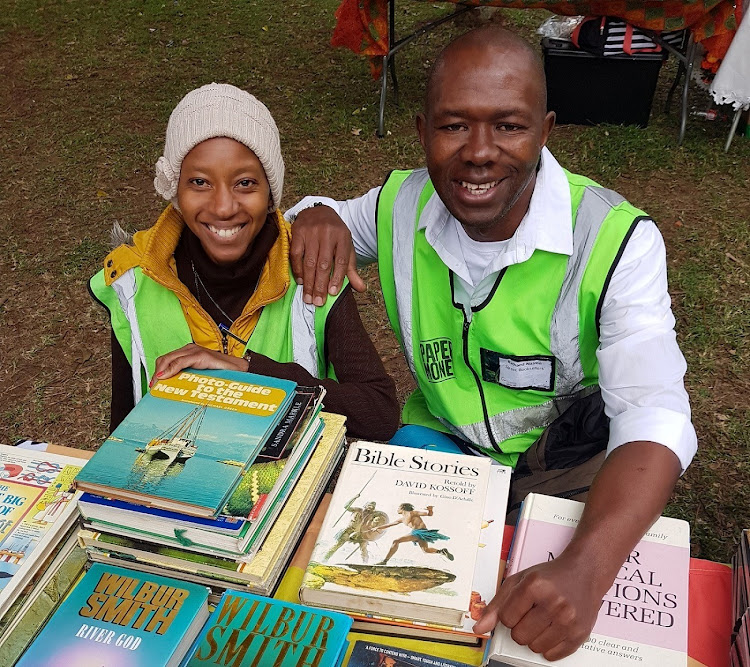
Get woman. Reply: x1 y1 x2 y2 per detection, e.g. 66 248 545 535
90 83 398 439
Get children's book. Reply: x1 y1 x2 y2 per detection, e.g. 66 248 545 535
348 639 474 666
0 529 88 665
485 493 690 667
17 562 210 667
182 590 352 666
0 445 84 620
75 369 296 517
300 442 493 627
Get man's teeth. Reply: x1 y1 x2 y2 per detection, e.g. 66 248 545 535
207 224 243 238
460 180 499 193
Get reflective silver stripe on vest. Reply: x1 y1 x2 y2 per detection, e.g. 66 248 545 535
390 178 622 449
550 186 625 396
439 385 600 450
110 268 149 405
391 168 433 378
290 285 320 377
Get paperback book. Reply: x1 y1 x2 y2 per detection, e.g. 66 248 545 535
300 442 493 626
348 640 473 666
75 369 296 517
17 562 210 667
0 445 84 620
183 591 352 666
486 493 690 667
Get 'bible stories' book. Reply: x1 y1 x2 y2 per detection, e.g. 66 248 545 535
486 493 690 667
16 562 209 667
300 442 493 626
75 369 295 517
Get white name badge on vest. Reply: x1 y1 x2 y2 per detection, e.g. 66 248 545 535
480 350 556 392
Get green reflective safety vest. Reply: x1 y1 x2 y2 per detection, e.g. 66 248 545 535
90 265 340 404
376 168 648 467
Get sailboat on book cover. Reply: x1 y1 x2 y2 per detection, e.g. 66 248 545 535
136 404 204 465
75 370 295 517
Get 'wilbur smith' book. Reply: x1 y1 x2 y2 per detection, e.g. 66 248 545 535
486 493 690 667
16 562 210 667
183 590 352 666
75 369 295 517
300 442 493 626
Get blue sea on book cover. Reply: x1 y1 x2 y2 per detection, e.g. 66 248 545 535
183 590 352 666
75 370 295 515
17 562 209 667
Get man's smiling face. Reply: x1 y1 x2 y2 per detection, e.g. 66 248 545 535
417 32 555 242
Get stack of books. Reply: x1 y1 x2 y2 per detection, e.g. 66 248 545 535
732 529 750 665
73 369 347 598
0 445 90 663
300 441 512 647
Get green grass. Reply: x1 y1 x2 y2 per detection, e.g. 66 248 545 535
1 0 748 563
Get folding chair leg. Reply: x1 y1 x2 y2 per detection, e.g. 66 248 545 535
377 54 389 138
678 36 696 145
665 61 684 113
725 108 743 153
389 55 399 107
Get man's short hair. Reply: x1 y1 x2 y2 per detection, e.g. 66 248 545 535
398 503 415 512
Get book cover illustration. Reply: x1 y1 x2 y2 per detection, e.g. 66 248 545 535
17 562 210 667
75 370 295 515
348 640 472 667
302 443 491 624
0 448 81 595
490 493 690 666
183 591 352 666
223 385 322 520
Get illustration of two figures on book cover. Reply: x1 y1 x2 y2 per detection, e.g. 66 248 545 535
309 476 469 595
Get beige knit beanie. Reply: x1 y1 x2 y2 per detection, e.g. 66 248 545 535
154 83 284 207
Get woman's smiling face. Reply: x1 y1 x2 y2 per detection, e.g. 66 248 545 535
177 137 272 265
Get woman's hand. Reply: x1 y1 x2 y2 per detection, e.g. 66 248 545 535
151 344 248 385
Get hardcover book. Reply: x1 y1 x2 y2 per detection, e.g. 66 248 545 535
0 445 84 620
79 413 347 597
183 591 352 667
349 462 512 643
17 562 210 667
300 442 493 626
75 369 296 517
486 493 690 667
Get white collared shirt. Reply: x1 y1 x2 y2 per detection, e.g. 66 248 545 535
285 148 697 470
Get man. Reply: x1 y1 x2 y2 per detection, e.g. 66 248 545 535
286 27 696 660
324 496 387 562
375 503 454 565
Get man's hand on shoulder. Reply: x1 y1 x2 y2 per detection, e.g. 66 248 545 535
289 204 365 306
475 550 605 660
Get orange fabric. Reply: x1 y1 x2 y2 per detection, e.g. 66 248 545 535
332 0 738 78
688 559 732 667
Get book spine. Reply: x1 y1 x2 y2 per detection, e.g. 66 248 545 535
505 494 536 577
